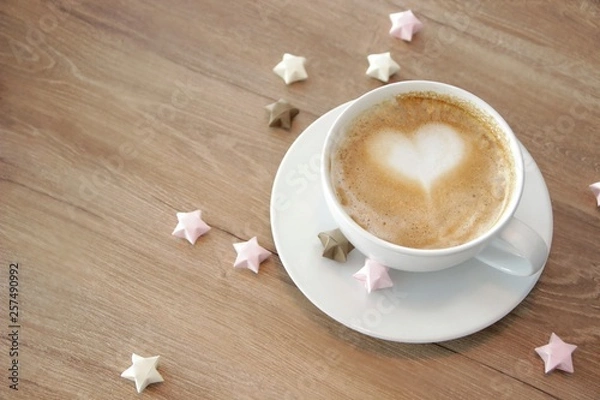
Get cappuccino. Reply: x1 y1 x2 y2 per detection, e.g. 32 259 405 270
330 92 515 249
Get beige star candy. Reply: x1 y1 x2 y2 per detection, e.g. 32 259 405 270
318 228 354 262
265 99 299 130
366 52 400 83
273 53 308 84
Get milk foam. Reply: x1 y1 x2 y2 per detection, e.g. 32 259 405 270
331 92 515 249
370 123 465 190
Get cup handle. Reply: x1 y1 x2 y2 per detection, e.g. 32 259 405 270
475 217 548 276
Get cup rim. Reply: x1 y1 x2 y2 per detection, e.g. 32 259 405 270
321 80 525 256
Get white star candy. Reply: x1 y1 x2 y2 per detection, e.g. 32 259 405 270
389 10 423 42
589 182 600 206
121 353 164 393
535 333 577 373
172 210 211 244
273 53 308 84
353 259 394 293
366 52 400 83
233 236 272 273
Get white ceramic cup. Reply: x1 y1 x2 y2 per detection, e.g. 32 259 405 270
321 80 548 276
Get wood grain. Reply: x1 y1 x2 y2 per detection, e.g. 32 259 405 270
1 0 599 398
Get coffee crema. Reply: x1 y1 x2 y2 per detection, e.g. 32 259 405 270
330 92 515 249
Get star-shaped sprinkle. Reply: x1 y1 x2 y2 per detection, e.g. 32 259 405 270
233 236 271 273
389 10 423 42
265 99 299 130
366 52 401 83
172 210 211 244
353 259 394 293
273 53 307 84
589 182 600 206
121 353 164 393
535 333 577 373
318 228 354 262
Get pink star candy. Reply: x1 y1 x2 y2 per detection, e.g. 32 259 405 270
233 236 271 274
389 10 423 42
589 182 600 206
535 333 577 373
172 210 211 244
353 259 394 293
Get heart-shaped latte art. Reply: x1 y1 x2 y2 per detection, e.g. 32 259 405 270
370 123 465 190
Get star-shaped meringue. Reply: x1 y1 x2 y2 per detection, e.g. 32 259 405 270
265 99 299 130
233 236 271 273
535 333 577 373
389 10 423 42
172 210 211 244
589 182 600 206
353 259 394 293
366 52 400 83
273 53 307 84
318 228 354 262
121 353 164 393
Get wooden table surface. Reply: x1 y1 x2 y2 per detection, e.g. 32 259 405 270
1 1 599 398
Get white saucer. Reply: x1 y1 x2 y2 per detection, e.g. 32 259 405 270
270 102 553 343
